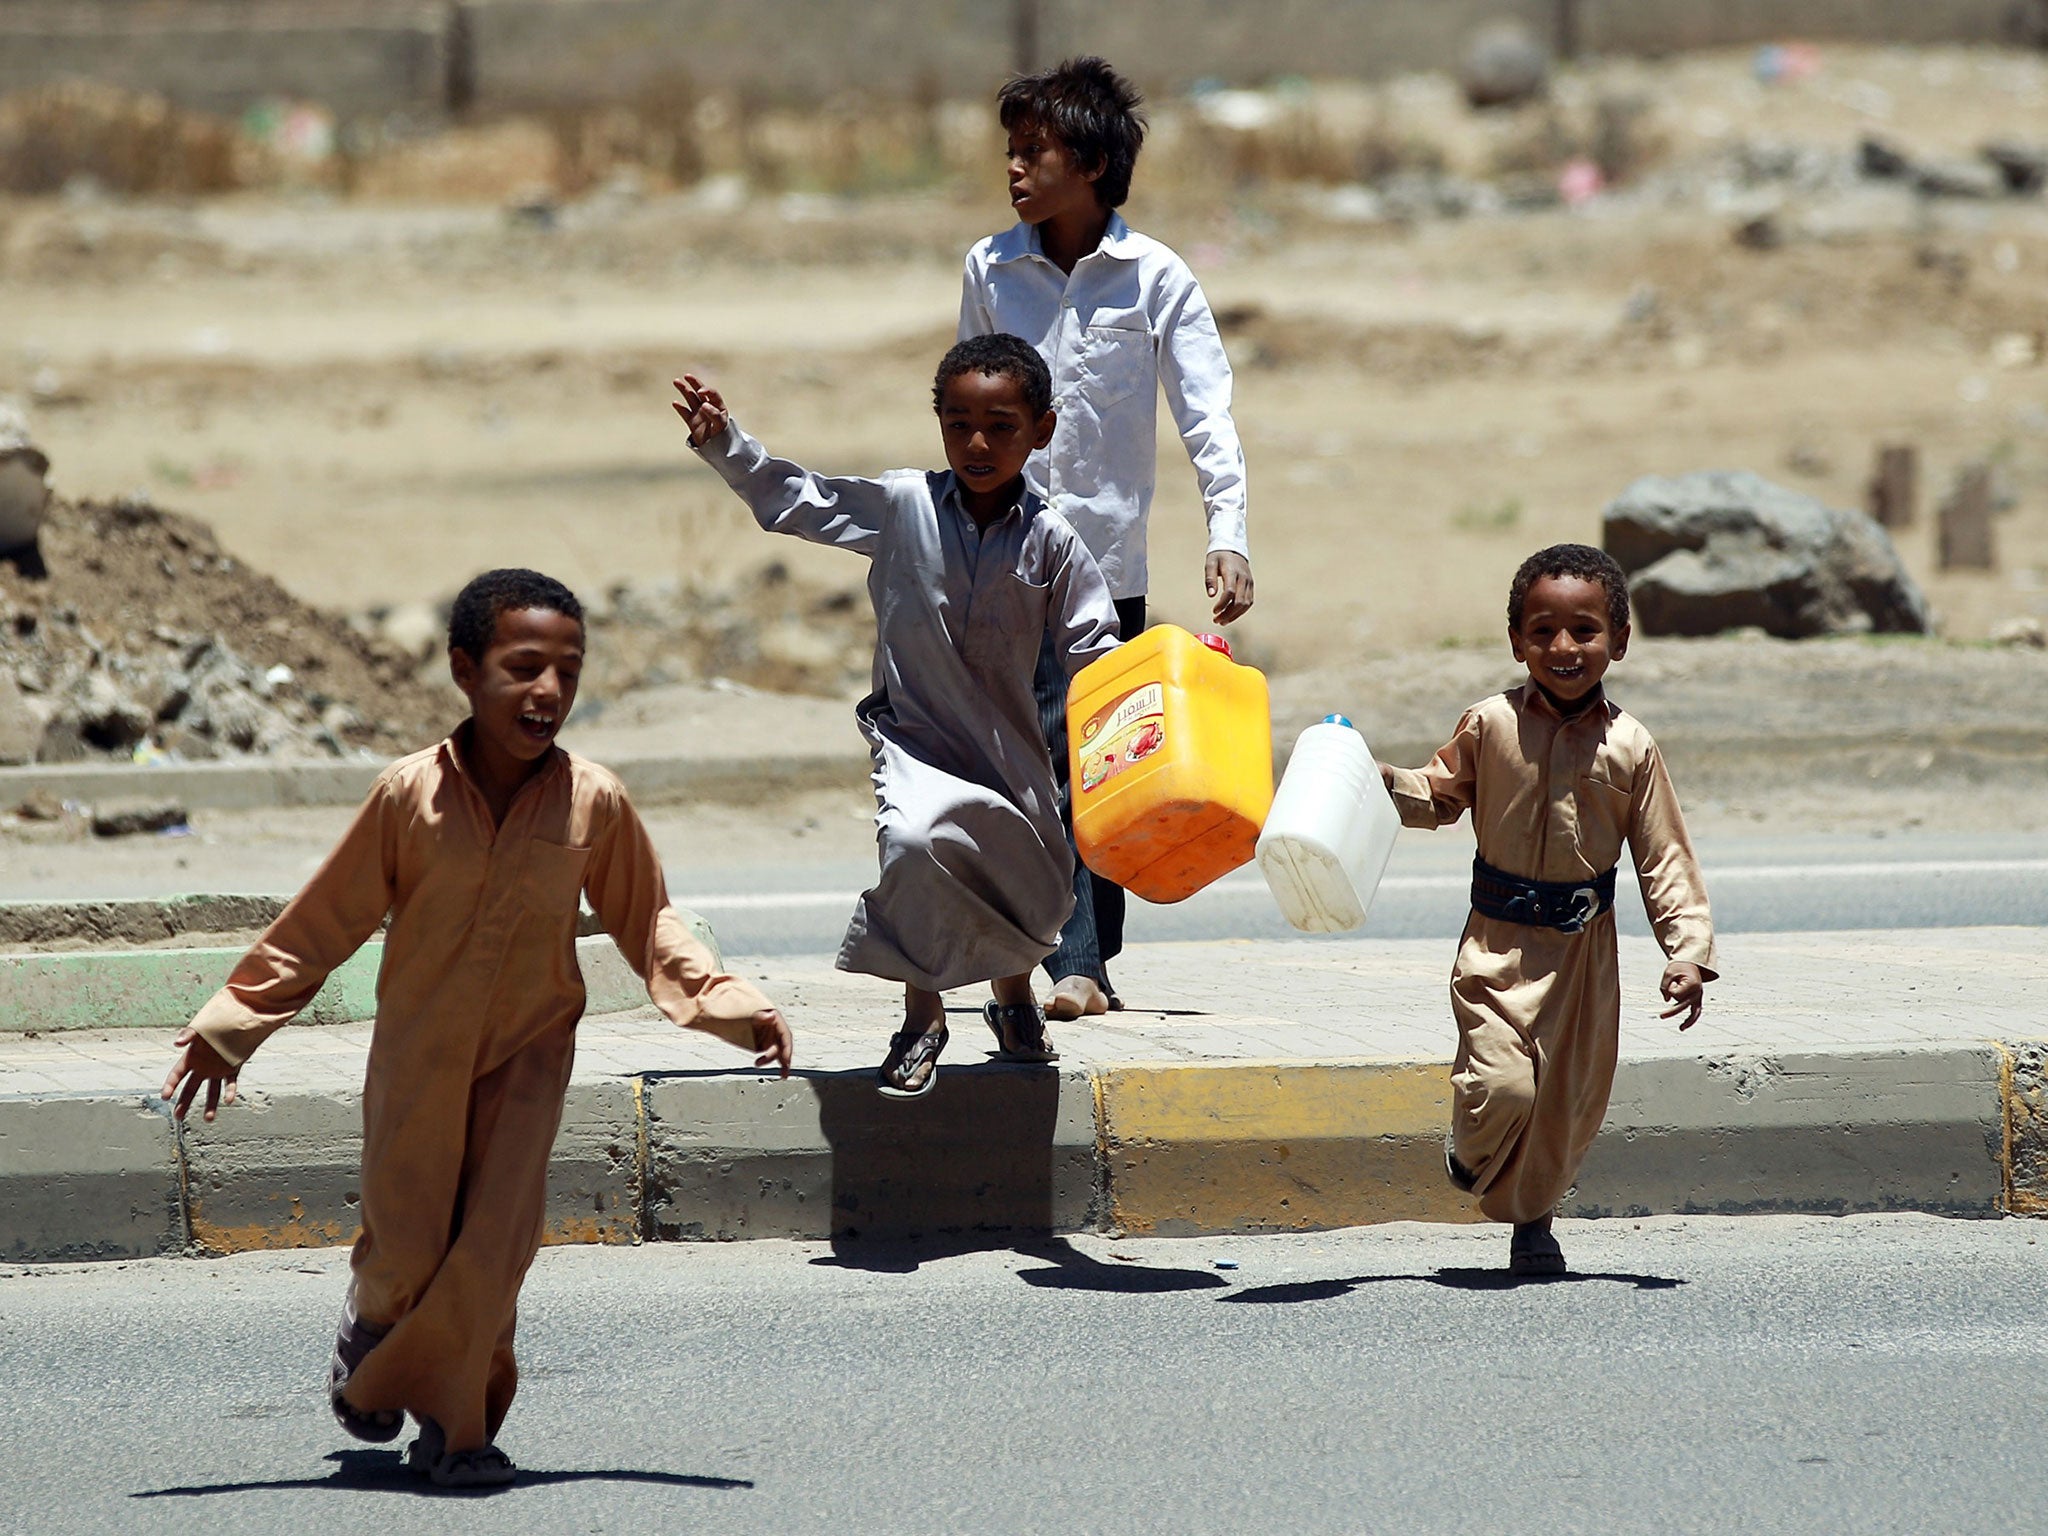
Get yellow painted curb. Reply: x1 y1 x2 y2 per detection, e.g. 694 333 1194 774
1097 1060 1482 1236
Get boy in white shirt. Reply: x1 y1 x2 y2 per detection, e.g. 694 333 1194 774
959 55 1253 1020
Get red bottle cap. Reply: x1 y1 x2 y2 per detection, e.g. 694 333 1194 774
1197 632 1234 660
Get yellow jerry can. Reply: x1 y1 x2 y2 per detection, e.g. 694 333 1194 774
1066 625 1274 904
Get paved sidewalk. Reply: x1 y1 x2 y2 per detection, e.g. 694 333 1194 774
3 928 2043 1263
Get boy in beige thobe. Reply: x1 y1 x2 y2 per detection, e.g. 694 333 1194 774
162 569 791 1486
1382 545 1715 1275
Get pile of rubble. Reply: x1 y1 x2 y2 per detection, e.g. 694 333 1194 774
359 560 875 708
0 494 456 767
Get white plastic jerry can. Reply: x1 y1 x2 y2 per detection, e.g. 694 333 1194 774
1256 714 1403 934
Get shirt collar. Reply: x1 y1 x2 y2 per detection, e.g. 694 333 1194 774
1518 681 1609 724
988 212 1138 268
937 472 1031 529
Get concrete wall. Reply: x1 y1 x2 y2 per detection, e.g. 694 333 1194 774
0 1 453 118
0 0 2043 119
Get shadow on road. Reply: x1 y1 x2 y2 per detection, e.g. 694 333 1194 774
1014 1237 1228 1292
815 1234 1226 1292
1222 1269 1687 1303
133 1449 753 1500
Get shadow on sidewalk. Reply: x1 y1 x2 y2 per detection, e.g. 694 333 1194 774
1221 1269 1686 1303
133 1449 753 1500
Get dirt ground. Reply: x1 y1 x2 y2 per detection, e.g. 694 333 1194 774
2 45 2045 783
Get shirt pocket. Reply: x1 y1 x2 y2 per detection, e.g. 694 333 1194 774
1074 324 1151 410
521 839 592 918
985 571 1051 637
1575 773 1635 845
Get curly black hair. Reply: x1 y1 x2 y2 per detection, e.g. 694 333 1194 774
999 55 1147 209
1507 544 1631 632
447 568 585 660
932 333 1053 419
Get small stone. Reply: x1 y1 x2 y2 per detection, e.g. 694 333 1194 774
15 788 63 821
1859 137 1913 179
1981 140 2048 196
1991 617 2046 649
0 670 41 765
91 799 190 838
1916 159 2004 200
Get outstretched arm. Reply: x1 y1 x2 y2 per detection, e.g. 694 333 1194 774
583 784 791 1076
165 776 399 1116
675 374 888 557
1380 709 1482 830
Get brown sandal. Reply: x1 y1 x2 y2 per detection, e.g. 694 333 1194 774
877 1022 949 1098
329 1290 402 1443
983 1001 1058 1063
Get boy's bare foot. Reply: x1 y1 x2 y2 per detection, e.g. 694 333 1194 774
1045 974 1110 1020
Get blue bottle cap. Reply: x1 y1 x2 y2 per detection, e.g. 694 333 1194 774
1322 713 1353 728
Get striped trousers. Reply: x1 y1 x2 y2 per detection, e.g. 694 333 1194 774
1034 596 1147 990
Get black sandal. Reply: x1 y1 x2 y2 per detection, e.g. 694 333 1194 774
407 1417 518 1488
329 1291 403 1443
983 1000 1058 1063
877 1022 948 1098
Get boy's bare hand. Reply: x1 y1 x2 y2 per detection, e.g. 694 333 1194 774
1378 761 1396 794
671 374 729 447
1660 963 1707 1031
751 1007 794 1079
1206 552 1254 624
161 1026 240 1122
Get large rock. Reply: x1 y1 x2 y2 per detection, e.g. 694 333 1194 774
1603 470 1932 639
1459 21 1549 109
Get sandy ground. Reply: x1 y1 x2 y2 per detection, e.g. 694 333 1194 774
2 44 2045 890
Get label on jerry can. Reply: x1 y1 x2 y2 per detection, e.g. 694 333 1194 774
1077 682 1165 794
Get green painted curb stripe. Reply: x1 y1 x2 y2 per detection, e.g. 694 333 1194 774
0 911 718 1031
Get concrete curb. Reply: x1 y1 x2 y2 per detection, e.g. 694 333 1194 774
4 1042 2041 1264
0 750 871 813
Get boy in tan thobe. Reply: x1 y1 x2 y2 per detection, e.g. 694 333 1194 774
161 568 791 1486
1380 544 1716 1275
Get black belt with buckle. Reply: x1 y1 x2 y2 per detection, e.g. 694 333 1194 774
1470 856 1616 934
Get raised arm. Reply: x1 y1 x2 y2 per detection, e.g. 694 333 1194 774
1156 269 1250 586
166 776 400 1116
1382 708 1483 829
675 374 887 557
582 784 791 1075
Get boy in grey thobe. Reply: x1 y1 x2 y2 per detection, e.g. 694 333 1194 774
675 341 1119 1094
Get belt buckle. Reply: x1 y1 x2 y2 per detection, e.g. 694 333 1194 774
1557 887 1597 934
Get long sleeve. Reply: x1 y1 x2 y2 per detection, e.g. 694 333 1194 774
582 786 777 1051
958 252 995 340
1387 708 1483 829
1156 269 1249 562
189 775 399 1069
692 419 889 557
1628 741 1719 978
1044 520 1122 679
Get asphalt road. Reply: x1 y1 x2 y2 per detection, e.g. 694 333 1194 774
674 830 2048 955
0 1216 2041 1536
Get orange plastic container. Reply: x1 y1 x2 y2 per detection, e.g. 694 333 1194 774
1066 625 1274 904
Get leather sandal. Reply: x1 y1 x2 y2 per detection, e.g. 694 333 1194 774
328 1290 402 1443
983 1000 1058 1063
877 1022 948 1098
